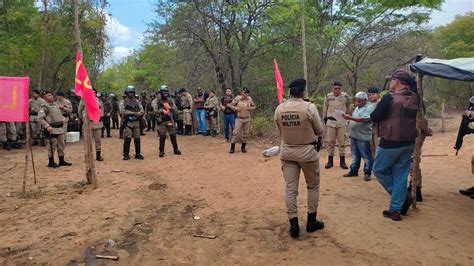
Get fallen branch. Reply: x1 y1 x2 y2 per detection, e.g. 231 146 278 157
95 255 119 261
0 163 17 176
421 154 448 157
193 234 217 239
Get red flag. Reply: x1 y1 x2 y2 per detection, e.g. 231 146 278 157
0 76 29 122
75 50 100 122
274 59 284 104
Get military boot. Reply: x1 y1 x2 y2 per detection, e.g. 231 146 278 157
229 143 236 154
289 217 300 238
134 138 144 159
340 156 348 169
416 186 423 202
241 143 247 153
123 138 131 160
325 156 334 169
58 156 72 166
177 120 184 135
187 125 193 135
159 136 166 157
47 157 59 168
96 151 103 161
170 134 181 155
306 212 325 232
40 138 46 146
2 142 12 151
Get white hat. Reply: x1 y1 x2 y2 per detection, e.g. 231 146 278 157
355 91 368 100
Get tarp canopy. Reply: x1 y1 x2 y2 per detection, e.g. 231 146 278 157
410 57 474 82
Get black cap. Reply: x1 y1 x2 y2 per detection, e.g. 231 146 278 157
41 90 52 96
242 87 250 93
367 86 380 93
56 91 66 97
32 88 41 94
333 80 342 86
391 69 411 84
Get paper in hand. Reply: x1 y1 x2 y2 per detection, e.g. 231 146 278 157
332 110 346 122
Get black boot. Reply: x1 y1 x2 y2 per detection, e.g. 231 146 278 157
416 186 423 202
40 138 46 146
186 125 193 135
177 120 184 135
32 140 39 146
211 130 218 137
340 156 348 169
170 134 181 155
58 156 72 166
306 212 325 232
159 135 166 157
241 143 247 153
325 156 334 169
229 143 236 154
2 142 12 151
123 137 131 160
134 138 144 159
289 217 300 238
96 151 103 161
48 157 59 168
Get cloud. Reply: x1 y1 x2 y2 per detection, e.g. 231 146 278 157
104 16 143 66
429 0 474 27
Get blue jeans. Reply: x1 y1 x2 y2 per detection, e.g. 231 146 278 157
349 138 373 175
196 109 208 133
373 144 415 211
223 114 236 139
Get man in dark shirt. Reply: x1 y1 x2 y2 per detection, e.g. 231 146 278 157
370 69 419 221
194 87 208 135
220 88 236 141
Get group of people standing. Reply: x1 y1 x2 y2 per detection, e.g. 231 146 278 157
275 69 422 238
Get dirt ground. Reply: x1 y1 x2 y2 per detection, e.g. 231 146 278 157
0 114 473 265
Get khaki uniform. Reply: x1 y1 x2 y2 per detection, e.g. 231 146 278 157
274 98 324 218
322 92 350 156
204 96 219 130
152 97 178 136
79 98 104 151
38 101 67 157
56 98 73 134
29 97 45 140
0 122 17 142
119 98 144 139
230 95 255 144
180 93 194 126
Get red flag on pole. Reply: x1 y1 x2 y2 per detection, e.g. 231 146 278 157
274 59 284 104
74 50 100 123
0 76 29 122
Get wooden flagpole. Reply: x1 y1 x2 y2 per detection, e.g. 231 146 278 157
73 0 97 188
22 121 31 196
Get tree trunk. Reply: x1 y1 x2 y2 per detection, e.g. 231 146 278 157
301 0 308 97
73 0 97 188
411 73 426 208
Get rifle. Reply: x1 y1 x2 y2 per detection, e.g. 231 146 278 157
454 114 474 155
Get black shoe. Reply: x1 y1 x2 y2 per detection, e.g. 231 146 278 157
96 151 103 161
343 172 358 177
325 156 333 169
289 217 300 238
32 140 39 146
383 210 401 221
123 138 131 159
306 212 324 232
123 154 130 160
459 186 474 196
170 135 181 155
174 149 182 155
159 152 164 157
2 142 12 151
134 138 142 157
241 143 247 153
229 143 235 154
135 154 144 160
416 186 423 202
107 135 112 138
159 136 166 157
58 156 72 166
340 156 348 169
400 194 414 215
47 157 59 168
363 174 371 181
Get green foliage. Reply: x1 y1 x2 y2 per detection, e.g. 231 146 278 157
435 12 474 58
251 116 274 137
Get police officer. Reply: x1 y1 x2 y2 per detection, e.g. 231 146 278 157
79 91 105 161
29 89 45 146
56 91 72 139
119 86 145 160
180 88 194 135
38 90 72 168
152 85 182 157
110 94 119 129
100 93 112 138
274 78 325 238
204 90 219 137
228 87 255 153
0 122 19 150
322 80 350 169
173 89 184 134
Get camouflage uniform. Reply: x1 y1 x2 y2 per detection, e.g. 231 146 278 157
204 95 219 134
29 97 45 143
119 95 144 159
152 93 181 157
